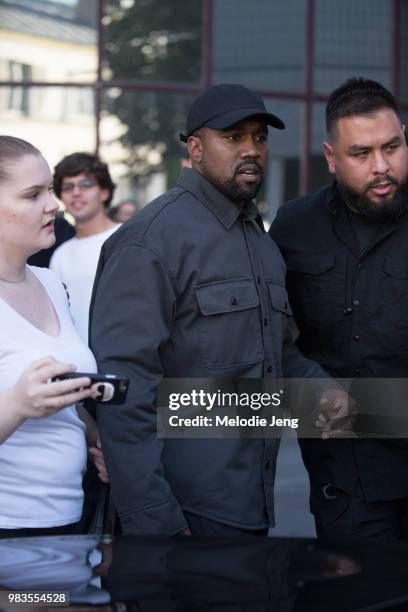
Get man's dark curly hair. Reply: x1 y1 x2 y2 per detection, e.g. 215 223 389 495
326 77 401 138
53 152 116 208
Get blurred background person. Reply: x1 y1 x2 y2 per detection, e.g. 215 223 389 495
0 135 107 537
50 153 120 343
180 157 192 169
109 199 139 224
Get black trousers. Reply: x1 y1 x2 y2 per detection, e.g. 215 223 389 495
310 481 408 542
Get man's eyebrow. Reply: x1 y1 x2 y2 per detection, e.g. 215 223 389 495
348 135 402 154
383 135 402 147
347 143 371 153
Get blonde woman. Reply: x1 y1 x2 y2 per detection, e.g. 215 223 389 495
0 136 107 536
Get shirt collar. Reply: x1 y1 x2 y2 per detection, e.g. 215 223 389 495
177 168 261 230
325 181 341 215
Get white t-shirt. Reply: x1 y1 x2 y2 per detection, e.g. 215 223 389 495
50 226 119 343
0 266 97 528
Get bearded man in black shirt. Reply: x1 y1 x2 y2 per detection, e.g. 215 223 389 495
271 78 408 541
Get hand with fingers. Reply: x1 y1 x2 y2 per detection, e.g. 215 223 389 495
0 356 93 443
12 356 93 419
317 388 358 439
88 433 110 483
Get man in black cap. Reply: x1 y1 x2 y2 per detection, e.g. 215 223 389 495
89 84 343 535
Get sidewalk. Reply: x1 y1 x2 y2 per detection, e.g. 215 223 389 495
269 427 316 538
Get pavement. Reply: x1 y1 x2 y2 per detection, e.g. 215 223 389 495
269 427 316 538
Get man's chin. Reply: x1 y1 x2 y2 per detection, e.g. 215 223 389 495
364 194 394 209
212 174 263 202
240 186 261 200
364 187 398 207
233 178 262 201
339 182 408 222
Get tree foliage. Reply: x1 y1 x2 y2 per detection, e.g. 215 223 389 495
105 0 203 182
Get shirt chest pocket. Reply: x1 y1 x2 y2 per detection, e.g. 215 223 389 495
195 279 263 369
376 258 408 325
286 254 341 323
384 259 408 281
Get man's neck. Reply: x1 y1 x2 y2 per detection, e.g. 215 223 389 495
75 214 116 238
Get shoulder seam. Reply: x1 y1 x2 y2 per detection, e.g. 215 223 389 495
136 187 186 245
106 243 177 285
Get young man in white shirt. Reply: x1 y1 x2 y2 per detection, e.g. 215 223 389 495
50 153 120 343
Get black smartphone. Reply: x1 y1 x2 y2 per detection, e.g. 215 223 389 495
52 372 129 405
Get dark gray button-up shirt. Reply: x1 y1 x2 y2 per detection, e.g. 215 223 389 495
90 168 325 534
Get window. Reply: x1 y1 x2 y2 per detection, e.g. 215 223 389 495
0 0 406 206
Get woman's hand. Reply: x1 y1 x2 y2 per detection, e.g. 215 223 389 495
9 356 93 420
88 433 110 483
76 405 110 484
0 356 93 444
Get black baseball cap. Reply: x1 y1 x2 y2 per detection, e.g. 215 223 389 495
180 84 285 142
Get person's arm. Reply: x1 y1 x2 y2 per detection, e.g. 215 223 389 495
77 403 109 483
282 295 354 436
0 357 93 444
89 243 188 535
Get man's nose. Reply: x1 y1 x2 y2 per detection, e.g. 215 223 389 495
71 183 82 195
372 151 389 175
240 136 260 158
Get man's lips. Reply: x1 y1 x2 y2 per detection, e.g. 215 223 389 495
237 163 262 175
367 176 398 197
370 183 393 196
236 163 263 181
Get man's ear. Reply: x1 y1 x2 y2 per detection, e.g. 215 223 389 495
323 141 336 175
188 135 203 163
100 188 110 206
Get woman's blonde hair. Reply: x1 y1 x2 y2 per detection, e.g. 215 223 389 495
0 136 41 182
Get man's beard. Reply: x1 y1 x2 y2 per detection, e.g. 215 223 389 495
210 160 264 203
338 174 408 222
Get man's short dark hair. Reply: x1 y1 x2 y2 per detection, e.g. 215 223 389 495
53 152 116 208
326 77 401 138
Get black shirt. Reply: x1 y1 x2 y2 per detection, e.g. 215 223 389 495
270 182 408 501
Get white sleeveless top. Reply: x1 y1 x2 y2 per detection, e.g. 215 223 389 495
0 266 97 528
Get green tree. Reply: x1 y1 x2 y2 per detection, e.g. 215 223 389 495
105 0 203 186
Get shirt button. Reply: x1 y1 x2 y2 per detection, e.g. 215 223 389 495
353 335 360 340
357 263 363 269
353 299 360 306
352 369 361 375
230 297 238 306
